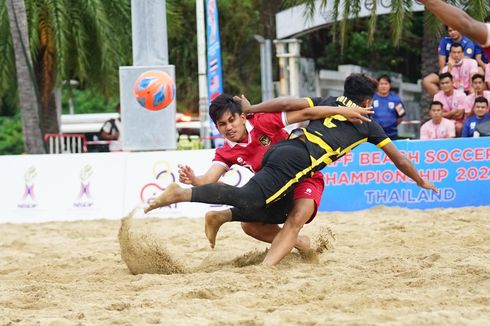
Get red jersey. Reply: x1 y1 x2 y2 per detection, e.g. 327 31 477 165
213 112 288 173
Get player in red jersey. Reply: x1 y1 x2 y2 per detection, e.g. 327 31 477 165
176 93 373 265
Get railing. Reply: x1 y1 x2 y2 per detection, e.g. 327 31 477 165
44 134 88 154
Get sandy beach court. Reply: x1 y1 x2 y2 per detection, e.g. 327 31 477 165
1 206 489 325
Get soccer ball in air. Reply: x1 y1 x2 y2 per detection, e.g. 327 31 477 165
133 70 175 111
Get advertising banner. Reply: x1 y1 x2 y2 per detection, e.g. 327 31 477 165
320 137 490 211
0 138 488 223
206 0 224 147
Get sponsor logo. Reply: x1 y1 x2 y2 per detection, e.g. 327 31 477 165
74 165 94 208
140 160 177 208
259 134 272 146
305 188 312 195
18 166 37 208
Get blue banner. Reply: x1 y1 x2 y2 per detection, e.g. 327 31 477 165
319 137 490 211
206 0 224 147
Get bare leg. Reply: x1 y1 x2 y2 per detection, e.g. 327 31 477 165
262 198 314 266
422 73 440 96
241 222 310 250
204 209 232 248
144 183 191 213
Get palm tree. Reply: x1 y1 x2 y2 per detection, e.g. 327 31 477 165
5 0 45 153
1 0 132 153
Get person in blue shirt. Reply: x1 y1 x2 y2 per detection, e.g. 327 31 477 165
372 75 406 139
462 96 490 137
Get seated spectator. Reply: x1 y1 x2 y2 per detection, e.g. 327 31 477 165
441 43 478 94
465 74 490 115
371 75 405 139
422 26 476 96
486 63 490 91
474 43 488 73
100 103 122 151
420 101 456 139
462 97 490 137
483 16 490 66
433 72 468 136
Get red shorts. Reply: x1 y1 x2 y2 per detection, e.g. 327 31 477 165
293 171 324 224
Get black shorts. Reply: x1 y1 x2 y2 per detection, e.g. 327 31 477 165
231 190 294 224
251 138 311 205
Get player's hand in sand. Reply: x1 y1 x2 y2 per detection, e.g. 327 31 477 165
178 164 195 185
417 179 438 193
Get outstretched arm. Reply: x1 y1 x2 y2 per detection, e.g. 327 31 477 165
178 163 226 186
381 143 438 192
419 0 488 46
236 95 311 114
286 106 373 124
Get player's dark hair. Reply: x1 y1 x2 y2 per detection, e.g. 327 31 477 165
209 94 243 125
485 16 490 23
343 73 378 105
377 74 391 84
474 96 489 106
430 101 443 110
438 72 453 81
471 73 484 82
450 43 463 51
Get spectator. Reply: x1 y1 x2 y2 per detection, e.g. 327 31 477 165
420 101 456 139
483 16 490 64
462 97 490 137
371 75 405 139
465 74 490 115
433 72 468 136
441 43 478 94
486 62 490 91
422 26 476 96
100 103 122 151
474 43 488 73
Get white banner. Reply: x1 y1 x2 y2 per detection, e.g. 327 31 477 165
0 150 252 224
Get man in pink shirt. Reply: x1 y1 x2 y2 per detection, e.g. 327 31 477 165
441 43 478 94
466 74 490 114
485 63 490 90
420 101 456 139
433 72 468 136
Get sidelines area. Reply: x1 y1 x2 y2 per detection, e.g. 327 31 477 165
1 137 488 223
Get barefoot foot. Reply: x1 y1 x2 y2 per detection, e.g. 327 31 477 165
204 210 231 248
144 183 185 213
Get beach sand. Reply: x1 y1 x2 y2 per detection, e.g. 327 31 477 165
1 206 489 325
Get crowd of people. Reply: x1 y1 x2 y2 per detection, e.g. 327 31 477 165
371 17 490 141
417 13 490 139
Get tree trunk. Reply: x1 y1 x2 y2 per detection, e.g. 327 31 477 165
6 0 45 154
419 14 439 123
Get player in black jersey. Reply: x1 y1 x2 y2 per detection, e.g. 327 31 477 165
144 73 437 265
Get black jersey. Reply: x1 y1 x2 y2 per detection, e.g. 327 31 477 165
292 96 391 172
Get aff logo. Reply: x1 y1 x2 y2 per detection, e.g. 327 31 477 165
74 165 94 208
140 161 177 209
18 166 37 208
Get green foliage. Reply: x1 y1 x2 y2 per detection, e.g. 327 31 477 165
61 88 118 114
301 14 423 82
0 115 24 155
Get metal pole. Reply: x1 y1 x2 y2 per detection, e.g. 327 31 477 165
288 39 301 97
196 0 210 149
264 39 273 100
